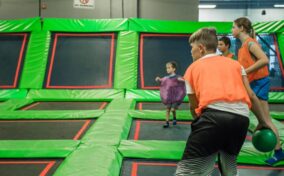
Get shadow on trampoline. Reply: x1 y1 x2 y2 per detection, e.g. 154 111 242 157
121 159 284 176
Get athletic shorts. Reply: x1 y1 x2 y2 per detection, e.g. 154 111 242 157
166 102 180 109
182 108 249 159
250 77 270 101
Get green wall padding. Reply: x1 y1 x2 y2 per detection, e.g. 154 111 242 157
119 140 185 160
114 31 139 89
81 99 133 145
118 140 284 166
43 18 128 32
277 32 284 64
126 89 189 101
0 90 27 100
27 89 124 100
269 92 284 103
53 99 133 176
0 110 103 119
0 17 41 32
129 18 233 34
254 20 284 33
54 145 122 176
20 31 51 88
0 98 33 111
0 140 79 158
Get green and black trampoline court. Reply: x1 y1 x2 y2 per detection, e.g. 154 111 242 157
0 18 284 175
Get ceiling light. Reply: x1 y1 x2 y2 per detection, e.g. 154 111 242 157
198 5 216 9
274 4 284 8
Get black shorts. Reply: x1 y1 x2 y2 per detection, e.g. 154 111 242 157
166 103 180 109
182 108 249 159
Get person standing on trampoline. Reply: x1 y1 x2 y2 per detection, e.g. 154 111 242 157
155 61 186 128
218 36 236 60
175 27 271 176
233 17 284 165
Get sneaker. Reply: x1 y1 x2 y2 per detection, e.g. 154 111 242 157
265 149 284 166
163 122 170 128
173 120 177 125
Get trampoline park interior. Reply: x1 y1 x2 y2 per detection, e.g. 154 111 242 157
0 16 284 176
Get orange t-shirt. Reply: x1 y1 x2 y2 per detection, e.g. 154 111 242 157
238 37 269 82
184 55 251 116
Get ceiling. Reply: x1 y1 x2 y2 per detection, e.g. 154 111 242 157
199 0 284 9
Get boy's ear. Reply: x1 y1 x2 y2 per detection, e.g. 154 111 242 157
198 44 206 52
240 25 244 32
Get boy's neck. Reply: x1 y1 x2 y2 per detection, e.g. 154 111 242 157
204 51 216 56
223 50 231 56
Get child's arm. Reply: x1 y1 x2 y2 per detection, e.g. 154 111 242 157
155 76 161 82
246 42 269 74
177 77 185 82
185 80 198 119
188 94 198 119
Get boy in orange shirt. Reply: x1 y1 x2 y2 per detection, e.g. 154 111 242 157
175 27 271 176
218 36 236 59
232 17 284 165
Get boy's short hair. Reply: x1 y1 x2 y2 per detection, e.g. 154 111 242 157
166 61 177 69
219 36 231 48
189 27 218 52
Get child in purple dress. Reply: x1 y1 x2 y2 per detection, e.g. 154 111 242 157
155 61 186 128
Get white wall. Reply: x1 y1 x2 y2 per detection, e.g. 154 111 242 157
0 0 198 20
199 8 284 22
139 0 198 20
248 9 284 22
0 0 38 19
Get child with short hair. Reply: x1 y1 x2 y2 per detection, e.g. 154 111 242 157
233 17 284 166
175 27 271 176
155 61 186 128
218 36 236 59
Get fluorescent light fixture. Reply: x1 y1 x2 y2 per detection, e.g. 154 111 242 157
198 4 216 9
274 4 284 8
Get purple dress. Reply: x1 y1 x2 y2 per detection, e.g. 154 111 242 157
160 75 186 108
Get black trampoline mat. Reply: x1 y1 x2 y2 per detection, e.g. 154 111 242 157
128 120 191 141
0 159 62 176
0 119 94 140
269 104 284 112
129 119 252 142
20 101 108 110
0 33 28 88
139 33 192 89
135 102 189 110
45 33 116 89
121 159 284 176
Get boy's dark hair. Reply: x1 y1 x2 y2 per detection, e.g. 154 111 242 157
166 61 177 69
219 36 231 48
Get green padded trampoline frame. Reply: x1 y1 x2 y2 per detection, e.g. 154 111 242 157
0 18 283 175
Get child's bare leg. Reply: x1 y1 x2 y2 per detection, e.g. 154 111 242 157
260 100 281 149
172 108 177 125
163 108 171 128
261 99 284 165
